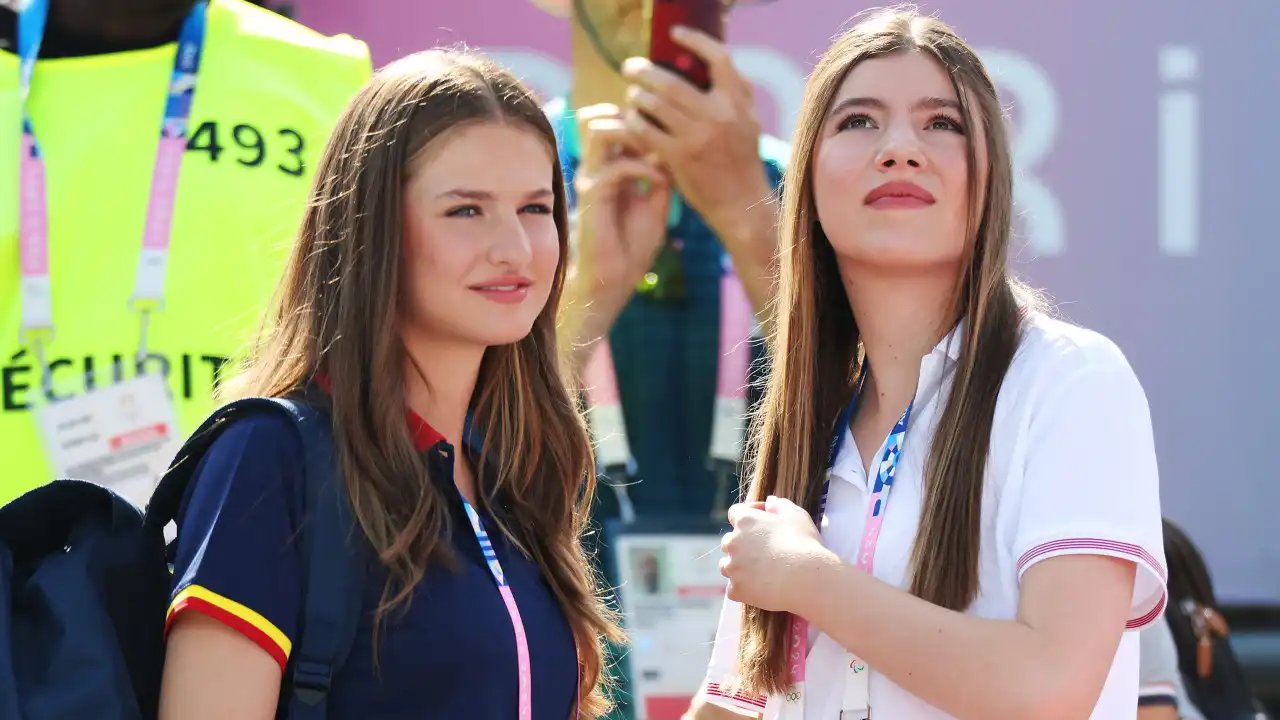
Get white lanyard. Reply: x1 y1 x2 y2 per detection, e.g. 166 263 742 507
16 0 207 394
581 252 754 522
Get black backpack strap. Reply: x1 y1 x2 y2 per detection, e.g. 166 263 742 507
268 399 367 720
145 398 288 534
143 397 367 719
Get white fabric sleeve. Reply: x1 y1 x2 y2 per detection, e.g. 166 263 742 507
701 597 768 715
1011 358 1168 630
1138 615 1180 706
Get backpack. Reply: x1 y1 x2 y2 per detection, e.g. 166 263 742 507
1163 518 1270 720
0 398 367 720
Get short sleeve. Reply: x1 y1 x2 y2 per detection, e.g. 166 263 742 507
701 597 768 715
1138 615 1180 708
165 413 305 673
1011 359 1167 630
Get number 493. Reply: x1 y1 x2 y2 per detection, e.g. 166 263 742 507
186 120 306 177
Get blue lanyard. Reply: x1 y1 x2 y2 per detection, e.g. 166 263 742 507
786 363 915 710
817 364 915 518
18 0 209 171
16 0 208 372
460 499 512 587
18 0 208 107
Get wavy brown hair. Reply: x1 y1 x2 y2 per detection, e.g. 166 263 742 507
737 8 1039 695
225 50 621 716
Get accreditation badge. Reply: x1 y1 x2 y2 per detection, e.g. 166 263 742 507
36 373 182 508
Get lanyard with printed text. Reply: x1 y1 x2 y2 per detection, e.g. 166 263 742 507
581 252 755 523
783 363 914 720
17 0 208 392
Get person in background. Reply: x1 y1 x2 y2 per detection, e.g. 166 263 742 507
530 0 788 520
159 50 622 719
0 0 370 502
691 7 1165 719
1140 614 1202 720
638 551 662 594
529 2 787 715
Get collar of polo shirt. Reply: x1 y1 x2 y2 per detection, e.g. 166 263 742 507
312 373 489 456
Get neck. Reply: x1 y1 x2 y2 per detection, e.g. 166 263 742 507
48 0 194 46
843 265 957 416
401 339 485 447
569 14 630 107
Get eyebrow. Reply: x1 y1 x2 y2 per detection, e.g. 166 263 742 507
435 188 555 201
827 95 963 119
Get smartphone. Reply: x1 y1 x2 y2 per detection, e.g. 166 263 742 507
645 0 724 90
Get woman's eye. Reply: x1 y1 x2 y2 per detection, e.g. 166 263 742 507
446 205 481 218
928 113 965 133
838 113 876 131
520 203 553 214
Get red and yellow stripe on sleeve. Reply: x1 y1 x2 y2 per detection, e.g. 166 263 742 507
166 585 292 673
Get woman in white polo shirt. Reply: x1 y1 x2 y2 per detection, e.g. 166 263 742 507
684 8 1166 720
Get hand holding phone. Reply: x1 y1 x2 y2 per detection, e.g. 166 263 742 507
646 0 724 89
623 0 774 255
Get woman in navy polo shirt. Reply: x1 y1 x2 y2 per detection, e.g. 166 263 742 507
157 49 622 719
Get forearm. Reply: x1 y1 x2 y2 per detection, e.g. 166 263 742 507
556 270 631 382
796 559 1081 720
713 196 779 325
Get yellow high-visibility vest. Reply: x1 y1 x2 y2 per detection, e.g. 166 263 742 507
0 0 371 501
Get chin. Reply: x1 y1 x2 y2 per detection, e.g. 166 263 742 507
832 246 963 274
472 324 538 348
830 230 961 268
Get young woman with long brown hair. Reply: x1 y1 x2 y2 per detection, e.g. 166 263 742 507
687 8 1165 720
157 49 620 719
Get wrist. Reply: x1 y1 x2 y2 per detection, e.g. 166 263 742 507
789 547 846 618
710 191 779 270
566 263 633 318
559 271 629 368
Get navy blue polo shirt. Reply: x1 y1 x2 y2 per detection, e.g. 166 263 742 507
545 97 788 521
166 403 579 718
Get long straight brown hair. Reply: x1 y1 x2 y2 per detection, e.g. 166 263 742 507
225 50 621 716
737 8 1039 695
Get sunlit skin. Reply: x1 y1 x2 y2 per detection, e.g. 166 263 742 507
398 122 561 353
814 51 986 274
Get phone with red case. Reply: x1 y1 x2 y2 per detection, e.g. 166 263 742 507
646 0 723 89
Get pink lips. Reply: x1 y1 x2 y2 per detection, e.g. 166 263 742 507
863 180 936 209
470 275 532 304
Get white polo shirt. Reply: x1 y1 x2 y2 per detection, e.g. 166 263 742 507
702 314 1168 719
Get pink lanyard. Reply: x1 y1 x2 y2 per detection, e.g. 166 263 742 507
16 0 207 386
582 255 755 520
787 364 914 691
459 499 587 719
460 499 536 719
